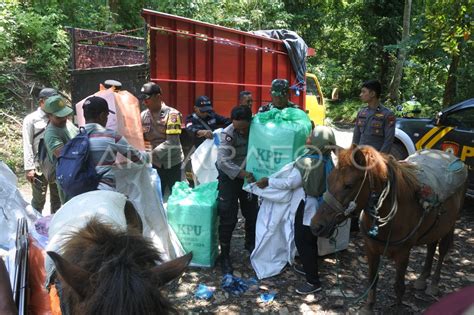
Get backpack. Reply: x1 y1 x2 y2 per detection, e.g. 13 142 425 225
33 124 56 183
56 127 99 198
302 154 335 204
36 138 57 183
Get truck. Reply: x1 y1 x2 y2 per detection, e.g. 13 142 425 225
69 9 326 125
393 98 474 198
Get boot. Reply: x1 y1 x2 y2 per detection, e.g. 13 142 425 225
219 243 233 275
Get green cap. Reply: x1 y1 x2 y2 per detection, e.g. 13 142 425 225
271 79 289 97
44 95 73 117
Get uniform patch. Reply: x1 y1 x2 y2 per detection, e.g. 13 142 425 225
375 113 384 118
169 113 178 123
387 115 396 126
225 135 233 142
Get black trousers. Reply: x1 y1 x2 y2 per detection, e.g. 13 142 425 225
294 200 320 285
217 170 258 247
154 162 182 197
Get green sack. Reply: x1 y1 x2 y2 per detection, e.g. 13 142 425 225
167 181 219 267
246 108 312 180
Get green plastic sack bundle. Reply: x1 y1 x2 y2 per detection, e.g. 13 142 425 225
167 181 219 267
246 108 312 180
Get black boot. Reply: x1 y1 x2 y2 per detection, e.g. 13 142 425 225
219 243 233 275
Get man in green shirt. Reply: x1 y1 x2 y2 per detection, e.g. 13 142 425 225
43 95 78 204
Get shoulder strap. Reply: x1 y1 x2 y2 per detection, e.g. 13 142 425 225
33 121 49 139
192 113 212 131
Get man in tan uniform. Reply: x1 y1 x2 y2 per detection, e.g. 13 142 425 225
140 82 184 197
22 88 61 213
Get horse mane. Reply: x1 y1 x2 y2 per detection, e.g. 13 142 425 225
59 218 176 315
338 146 420 198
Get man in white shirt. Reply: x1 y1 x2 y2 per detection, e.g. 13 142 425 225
22 88 61 213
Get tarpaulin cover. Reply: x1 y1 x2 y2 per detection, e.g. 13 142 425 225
114 164 185 260
46 168 186 285
246 108 311 180
405 149 468 210
0 161 41 250
75 88 145 151
167 181 219 267
251 30 308 87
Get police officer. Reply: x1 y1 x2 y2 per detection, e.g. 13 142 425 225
352 80 396 154
259 78 298 112
185 96 231 147
140 82 184 197
216 105 258 274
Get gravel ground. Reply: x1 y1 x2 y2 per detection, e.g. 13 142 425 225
18 185 474 314
166 201 474 314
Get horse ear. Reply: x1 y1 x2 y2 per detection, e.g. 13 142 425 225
151 252 192 286
47 251 91 299
352 146 366 168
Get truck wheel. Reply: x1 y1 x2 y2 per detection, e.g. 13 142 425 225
390 142 408 160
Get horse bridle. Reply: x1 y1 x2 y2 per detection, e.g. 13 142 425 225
322 168 399 236
322 169 369 219
323 165 437 246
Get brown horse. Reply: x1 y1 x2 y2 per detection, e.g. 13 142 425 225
47 217 192 315
311 145 466 314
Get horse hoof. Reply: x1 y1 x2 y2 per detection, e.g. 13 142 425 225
425 284 439 296
414 278 427 290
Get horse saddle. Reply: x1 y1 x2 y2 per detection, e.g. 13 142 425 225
405 149 468 211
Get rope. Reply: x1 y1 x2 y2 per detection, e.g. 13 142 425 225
366 168 399 228
76 27 144 42
331 219 393 306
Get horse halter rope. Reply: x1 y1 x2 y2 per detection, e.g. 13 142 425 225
322 170 369 218
322 168 400 237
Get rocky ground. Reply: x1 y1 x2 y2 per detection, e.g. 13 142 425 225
19 184 473 314
166 202 474 314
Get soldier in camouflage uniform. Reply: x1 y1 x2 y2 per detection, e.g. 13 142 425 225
216 105 258 275
258 79 299 112
141 82 184 197
352 80 396 154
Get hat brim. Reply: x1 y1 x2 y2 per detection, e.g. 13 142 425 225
198 106 213 112
140 93 152 100
52 106 74 118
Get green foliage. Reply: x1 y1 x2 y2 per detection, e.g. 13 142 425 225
156 0 292 30
326 100 361 123
0 2 70 90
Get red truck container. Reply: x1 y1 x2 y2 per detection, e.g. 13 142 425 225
142 9 312 117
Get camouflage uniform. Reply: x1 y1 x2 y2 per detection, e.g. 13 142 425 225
258 79 299 113
352 104 396 153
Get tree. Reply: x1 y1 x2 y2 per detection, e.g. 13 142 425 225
388 0 412 103
420 0 471 107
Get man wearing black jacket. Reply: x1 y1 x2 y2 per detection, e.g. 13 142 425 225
185 96 231 147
